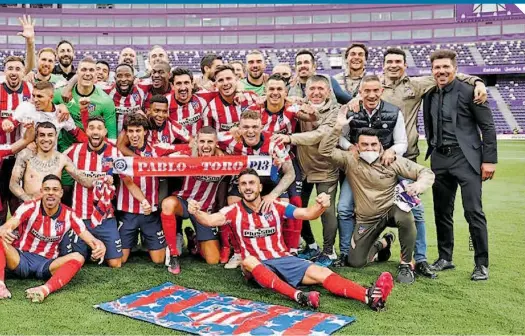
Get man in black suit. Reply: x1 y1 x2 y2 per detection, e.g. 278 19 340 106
423 49 497 281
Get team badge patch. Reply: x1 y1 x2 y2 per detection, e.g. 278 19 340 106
358 226 367 234
54 220 65 233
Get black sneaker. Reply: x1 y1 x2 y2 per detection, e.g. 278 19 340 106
430 259 455 272
332 253 349 267
396 264 415 284
471 265 488 281
296 291 320 309
377 232 396 262
415 261 437 279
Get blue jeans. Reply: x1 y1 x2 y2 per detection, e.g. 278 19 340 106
399 177 428 263
412 202 427 263
337 177 355 255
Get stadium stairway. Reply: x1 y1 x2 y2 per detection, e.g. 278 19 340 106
405 49 417 68
269 52 280 67
318 51 332 70
489 86 521 131
137 52 146 73
469 46 485 66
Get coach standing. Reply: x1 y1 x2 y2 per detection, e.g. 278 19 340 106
423 50 497 281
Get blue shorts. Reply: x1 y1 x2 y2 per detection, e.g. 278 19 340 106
8 250 53 280
178 197 218 242
261 256 312 288
228 176 289 199
118 211 166 251
59 218 123 260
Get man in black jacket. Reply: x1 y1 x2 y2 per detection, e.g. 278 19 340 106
423 49 497 281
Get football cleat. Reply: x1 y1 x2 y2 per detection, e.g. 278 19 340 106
297 291 320 309
168 256 181 275
367 272 394 311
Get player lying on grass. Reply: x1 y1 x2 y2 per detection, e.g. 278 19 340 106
188 168 394 311
0 174 106 302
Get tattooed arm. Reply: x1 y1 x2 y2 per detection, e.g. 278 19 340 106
63 154 95 188
9 149 32 202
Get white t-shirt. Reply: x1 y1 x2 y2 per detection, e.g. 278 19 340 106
13 101 78 136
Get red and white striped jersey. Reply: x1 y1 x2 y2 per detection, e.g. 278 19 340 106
103 84 146 133
0 82 32 145
178 173 223 213
167 94 210 137
147 118 191 145
217 131 291 162
203 92 258 131
13 200 86 259
142 88 177 117
116 142 189 214
250 103 301 135
64 142 119 219
219 200 294 260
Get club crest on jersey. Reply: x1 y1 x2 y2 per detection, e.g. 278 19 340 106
102 157 113 169
54 220 65 233
161 135 169 143
190 100 200 110
88 104 96 113
132 92 140 103
263 212 275 222
22 96 30 102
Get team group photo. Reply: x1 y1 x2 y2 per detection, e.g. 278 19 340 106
0 2 523 335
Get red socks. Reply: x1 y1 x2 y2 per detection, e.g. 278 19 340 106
0 243 6 282
45 259 83 294
219 225 231 250
161 213 179 256
251 264 298 301
323 273 367 303
284 196 303 250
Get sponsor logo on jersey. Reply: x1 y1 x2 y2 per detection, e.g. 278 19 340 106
243 227 276 238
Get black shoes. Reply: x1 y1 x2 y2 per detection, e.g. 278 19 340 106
415 261 438 279
471 265 489 281
430 258 456 272
332 253 349 267
377 232 396 262
396 264 415 284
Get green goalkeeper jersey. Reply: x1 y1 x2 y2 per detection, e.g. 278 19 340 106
53 85 116 186
241 78 265 96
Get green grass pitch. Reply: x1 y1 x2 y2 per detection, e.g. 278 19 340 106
1 140 524 334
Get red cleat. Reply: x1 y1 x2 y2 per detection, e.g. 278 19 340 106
297 291 320 309
367 272 394 311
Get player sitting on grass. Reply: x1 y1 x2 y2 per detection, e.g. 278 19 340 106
187 168 394 311
0 174 106 302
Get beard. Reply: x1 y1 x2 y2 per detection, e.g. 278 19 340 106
59 56 72 67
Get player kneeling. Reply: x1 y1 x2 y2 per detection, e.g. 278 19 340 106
188 169 394 311
0 174 105 302
161 126 222 274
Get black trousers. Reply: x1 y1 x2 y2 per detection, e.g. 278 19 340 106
431 147 488 267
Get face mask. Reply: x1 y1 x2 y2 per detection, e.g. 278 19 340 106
282 77 291 85
359 151 379 164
